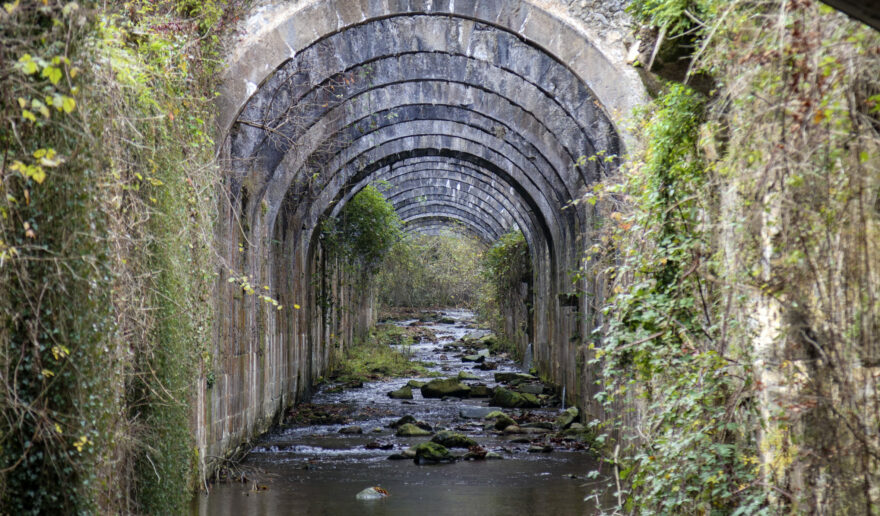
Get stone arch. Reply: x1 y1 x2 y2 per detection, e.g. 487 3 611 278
203 0 647 463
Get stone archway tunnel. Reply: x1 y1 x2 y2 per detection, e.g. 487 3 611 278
201 0 647 463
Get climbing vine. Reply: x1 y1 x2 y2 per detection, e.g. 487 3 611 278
0 1 239 512
586 0 880 513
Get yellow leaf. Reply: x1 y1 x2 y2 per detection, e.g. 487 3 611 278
54 423 63 434
62 96 75 113
42 66 62 85
17 97 26 108
22 109 36 122
4 0 20 14
18 54 37 75
41 368 54 378
294 304 301 310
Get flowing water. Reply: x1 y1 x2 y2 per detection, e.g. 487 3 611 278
193 310 603 515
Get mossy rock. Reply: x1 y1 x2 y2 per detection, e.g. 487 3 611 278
431 430 477 449
421 378 471 398
412 442 454 464
555 406 579 429
406 380 426 388
389 415 416 428
491 387 540 408
457 371 480 381
469 384 493 398
387 386 413 399
484 410 516 430
395 423 432 437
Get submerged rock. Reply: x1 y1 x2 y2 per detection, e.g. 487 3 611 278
492 387 541 408
396 423 432 437
339 426 364 434
528 444 554 453
387 386 413 399
355 486 389 500
431 430 477 449
412 442 454 464
421 378 471 398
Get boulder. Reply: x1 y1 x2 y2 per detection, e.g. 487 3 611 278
431 430 477 449
477 334 498 348
528 444 554 453
387 386 413 399
396 423 432 437
339 426 364 434
555 407 579 429
468 384 493 398
406 380 426 388
421 378 471 398
389 415 416 428
484 411 517 430
492 387 540 408
485 451 503 460
439 317 456 324
476 348 491 358
412 442 454 464
461 354 485 363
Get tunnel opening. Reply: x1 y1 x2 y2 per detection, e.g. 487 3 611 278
205 0 643 475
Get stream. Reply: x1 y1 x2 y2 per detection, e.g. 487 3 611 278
192 310 603 515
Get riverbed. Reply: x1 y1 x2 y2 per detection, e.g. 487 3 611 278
192 310 602 515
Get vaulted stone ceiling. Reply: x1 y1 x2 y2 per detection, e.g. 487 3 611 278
207 0 646 455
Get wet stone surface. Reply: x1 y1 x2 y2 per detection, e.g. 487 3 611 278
193 310 602 516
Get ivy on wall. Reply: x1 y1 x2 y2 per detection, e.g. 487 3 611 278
586 0 880 513
0 1 238 513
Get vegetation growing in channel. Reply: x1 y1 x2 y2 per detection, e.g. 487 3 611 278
585 0 880 513
477 230 531 355
330 324 437 385
0 1 237 512
377 229 485 308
